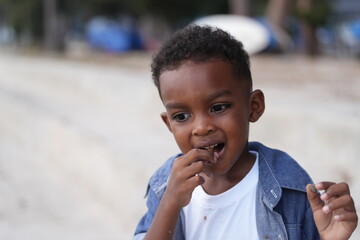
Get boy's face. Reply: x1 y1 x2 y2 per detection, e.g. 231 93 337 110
159 60 263 176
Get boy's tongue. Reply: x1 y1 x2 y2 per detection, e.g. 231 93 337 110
203 143 224 162
214 150 221 162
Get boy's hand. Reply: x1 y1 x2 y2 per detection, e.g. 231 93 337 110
143 149 215 240
163 149 215 209
306 182 358 240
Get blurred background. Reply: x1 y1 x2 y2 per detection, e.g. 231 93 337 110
0 0 359 239
0 0 359 55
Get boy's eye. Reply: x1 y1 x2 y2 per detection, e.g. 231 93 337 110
210 103 231 113
172 112 190 122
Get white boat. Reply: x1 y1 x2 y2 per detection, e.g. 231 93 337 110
193 14 270 55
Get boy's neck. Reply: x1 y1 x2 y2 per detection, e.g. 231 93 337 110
201 150 256 195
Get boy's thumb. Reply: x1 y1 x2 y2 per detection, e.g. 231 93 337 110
306 184 324 213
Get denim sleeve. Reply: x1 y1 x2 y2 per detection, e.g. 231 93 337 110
133 184 160 239
302 204 320 240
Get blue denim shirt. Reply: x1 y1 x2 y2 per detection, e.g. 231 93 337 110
133 142 320 240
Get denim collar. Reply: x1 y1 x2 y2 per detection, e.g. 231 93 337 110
250 141 312 209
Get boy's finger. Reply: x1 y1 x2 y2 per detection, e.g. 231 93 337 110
333 212 358 222
318 182 351 202
188 161 205 176
314 181 335 190
323 194 356 214
181 148 215 166
195 148 217 163
187 174 205 190
306 184 324 212
187 161 213 178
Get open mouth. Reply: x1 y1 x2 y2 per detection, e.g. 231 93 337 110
200 143 225 153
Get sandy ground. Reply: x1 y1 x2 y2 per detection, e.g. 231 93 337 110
0 51 359 239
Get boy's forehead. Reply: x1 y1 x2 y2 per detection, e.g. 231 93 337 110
164 58 226 71
160 59 234 80
159 60 248 99
160 59 230 82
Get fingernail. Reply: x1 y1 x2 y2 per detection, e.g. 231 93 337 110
320 193 328 201
322 205 330 214
310 184 317 193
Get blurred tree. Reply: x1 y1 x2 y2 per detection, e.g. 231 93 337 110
294 0 329 55
266 0 290 29
43 0 66 51
228 0 251 16
141 0 228 28
0 0 43 43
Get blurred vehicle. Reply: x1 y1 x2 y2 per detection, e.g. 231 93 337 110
86 16 143 53
339 19 360 55
316 0 360 57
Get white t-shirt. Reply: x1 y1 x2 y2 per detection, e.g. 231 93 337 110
182 151 259 240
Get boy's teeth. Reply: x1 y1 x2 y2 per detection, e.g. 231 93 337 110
205 144 218 151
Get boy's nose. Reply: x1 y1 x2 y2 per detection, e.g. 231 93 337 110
192 116 215 136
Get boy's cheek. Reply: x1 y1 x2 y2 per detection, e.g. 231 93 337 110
171 135 188 152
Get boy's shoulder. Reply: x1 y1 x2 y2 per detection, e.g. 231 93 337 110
250 141 313 192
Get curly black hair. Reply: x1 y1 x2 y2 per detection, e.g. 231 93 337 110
151 25 252 96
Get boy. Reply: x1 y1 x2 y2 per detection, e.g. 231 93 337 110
133 26 358 239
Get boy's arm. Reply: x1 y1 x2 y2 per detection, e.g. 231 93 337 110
142 149 214 240
143 191 183 240
306 182 358 240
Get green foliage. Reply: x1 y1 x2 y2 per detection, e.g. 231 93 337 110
0 0 43 38
63 0 148 19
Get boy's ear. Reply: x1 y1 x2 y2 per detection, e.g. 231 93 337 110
249 89 265 123
160 112 173 133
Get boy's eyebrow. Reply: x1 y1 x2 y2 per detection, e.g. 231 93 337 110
165 90 233 110
206 90 233 102
165 102 186 110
